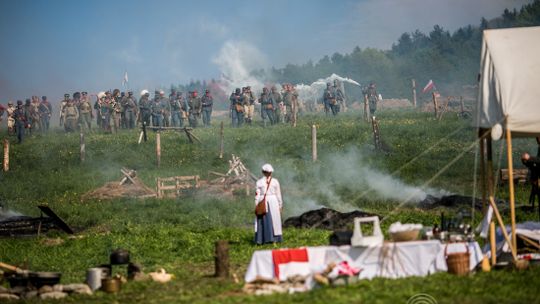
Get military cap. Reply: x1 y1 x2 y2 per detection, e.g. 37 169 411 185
17 100 23 105
8 100 13 105
82 92 88 95
42 96 47 100
64 93 70 98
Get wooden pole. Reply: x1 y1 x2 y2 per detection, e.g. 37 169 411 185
219 121 224 159
143 121 148 142
490 221 497 265
138 131 144 144
156 131 161 168
363 94 368 121
80 132 85 163
432 92 438 118
311 124 317 162
486 135 494 197
505 124 517 251
3 139 9 172
489 196 517 260
214 240 230 278
479 129 487 214
411 79 417 107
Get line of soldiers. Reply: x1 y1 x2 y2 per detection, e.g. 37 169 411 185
138 88 213 130
1 97 52 143
229 84 299 127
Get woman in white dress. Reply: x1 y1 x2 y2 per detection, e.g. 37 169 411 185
254 164 283 244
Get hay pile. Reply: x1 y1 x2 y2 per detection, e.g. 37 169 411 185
81 169 156 201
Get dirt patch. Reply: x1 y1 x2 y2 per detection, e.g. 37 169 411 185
81 181 156 201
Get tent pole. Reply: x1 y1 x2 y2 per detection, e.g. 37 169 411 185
479 128 487 214
489 196 517 261
486 134 494 198
505 121 517 252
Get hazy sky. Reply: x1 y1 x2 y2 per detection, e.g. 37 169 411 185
0 0 532 102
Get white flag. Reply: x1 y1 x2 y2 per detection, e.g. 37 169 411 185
122 71 129 87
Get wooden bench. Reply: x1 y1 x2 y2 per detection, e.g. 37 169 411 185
498 169 529 185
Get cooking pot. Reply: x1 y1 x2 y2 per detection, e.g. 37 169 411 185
29 271 62 288
101 277 121 293
110 249 130 265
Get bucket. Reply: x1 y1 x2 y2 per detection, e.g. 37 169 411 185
86 268 104 291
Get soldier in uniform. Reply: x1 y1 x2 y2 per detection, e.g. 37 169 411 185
230 88 244 127
282 84 295 122
201 89 213 127
323 82 338 116
24 99 34 134
63 98 79 132
366 82 379 118
159 90 170 127
151 92 164 129
59 93 69 127
39 96 52 131
6 101 16 135
123 91 137 129
13 100 28 143
243 86 256 125
138 90 151 127
270 86 283 123
522 152 540 216
30 96 41 133
79 93 93 131
169 92 182 127
111 89 122 133
101 92 113 132
334 79 346 113
188 90 202 128
259 87 275 127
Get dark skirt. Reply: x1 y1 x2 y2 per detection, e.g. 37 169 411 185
254 207 283 245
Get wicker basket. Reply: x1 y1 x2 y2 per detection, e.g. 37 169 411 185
390 229 420 242
445 243 470 276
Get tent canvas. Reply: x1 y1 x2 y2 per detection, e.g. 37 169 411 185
476 26 540 136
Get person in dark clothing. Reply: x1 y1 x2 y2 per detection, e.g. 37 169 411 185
522 152 540 213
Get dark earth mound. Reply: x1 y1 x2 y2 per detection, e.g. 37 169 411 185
284 207 376 230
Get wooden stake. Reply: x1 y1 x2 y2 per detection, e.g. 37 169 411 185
80 132 85 163
156 132 161 168
214 240 230 278
363 94 368 121
490 221 497 265
3 139 9 172
138 131 144 144
489 196 517 260
479 129 487 214
142 121 148 142
505 124 517 251
411 79 417 107
219 121 224 159
311 124 317 162
432 92 438 118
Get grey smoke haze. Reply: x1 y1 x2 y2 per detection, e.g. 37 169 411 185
0 0 531 104
265 147 448 215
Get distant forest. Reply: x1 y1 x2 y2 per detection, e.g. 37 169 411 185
181 1 540 101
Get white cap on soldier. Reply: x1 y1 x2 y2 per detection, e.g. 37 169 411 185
262 164 274 173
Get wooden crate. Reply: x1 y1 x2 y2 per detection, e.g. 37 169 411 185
498 169 529 185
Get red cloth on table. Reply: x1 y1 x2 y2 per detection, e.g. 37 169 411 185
271 248 309 279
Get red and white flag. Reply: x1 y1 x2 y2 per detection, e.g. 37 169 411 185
272 248 310 281
422 79 435 93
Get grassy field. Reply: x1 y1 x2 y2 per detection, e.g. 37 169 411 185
1 109 539 303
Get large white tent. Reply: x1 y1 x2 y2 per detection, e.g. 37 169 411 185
476 26 540 136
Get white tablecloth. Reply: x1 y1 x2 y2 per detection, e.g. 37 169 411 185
244 241 482 283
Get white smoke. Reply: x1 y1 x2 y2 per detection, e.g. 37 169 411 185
279 147 447 215
0 206 23 221
294 73 361 104
212 40 268 94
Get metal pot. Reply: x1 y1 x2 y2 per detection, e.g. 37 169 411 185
110 249 130 265
101 277 121 293
28 271 62 288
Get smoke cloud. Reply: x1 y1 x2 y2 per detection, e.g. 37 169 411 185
212 40 268 94
276 147 447 215
294 73 361 104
